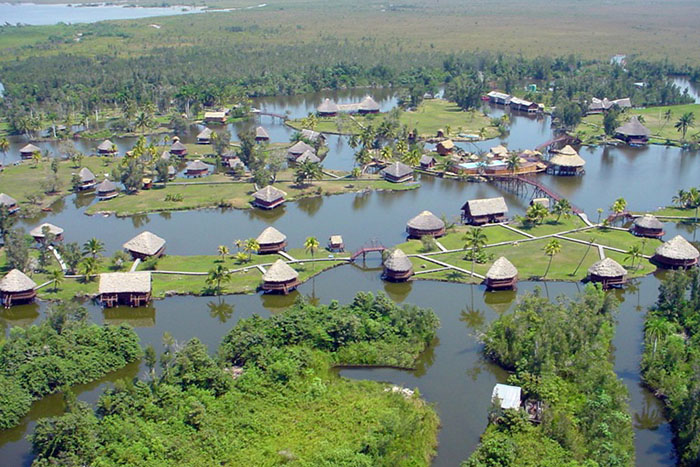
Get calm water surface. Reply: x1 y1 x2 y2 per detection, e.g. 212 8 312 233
1 90 693 466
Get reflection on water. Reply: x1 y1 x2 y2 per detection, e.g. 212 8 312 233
103 305 156 328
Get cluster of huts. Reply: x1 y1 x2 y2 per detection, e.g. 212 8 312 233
317 96 380 116
486 91 543 113
287 130 326 164
427 142 546 177
587 97 632 114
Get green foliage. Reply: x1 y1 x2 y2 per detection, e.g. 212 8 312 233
5 228 30 272
469 287 634 466
0 303 141 430
641 270 700 466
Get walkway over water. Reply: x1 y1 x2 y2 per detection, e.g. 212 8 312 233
488 175 584 214
251 109 288 120
350 239 386 261
534 134 578 152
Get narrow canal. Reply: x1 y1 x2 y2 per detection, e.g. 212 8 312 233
1 88 694 466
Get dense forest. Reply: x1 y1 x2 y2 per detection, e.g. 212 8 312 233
30 292 441 466
642 270 700 467
467 286 634 466
0 302 141 430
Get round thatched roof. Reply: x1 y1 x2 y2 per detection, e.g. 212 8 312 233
0 269 36 292
486 257 518 280
288 141 315 156
263 259 298 282
317 98 339 113
123 231 166 256
256 226 286 245
296 149 320 163
78 167 96 183
550 146 585 167
634 214 664 230
20 143 40 153
256 126 270 139
30 223 64 238
616 116 651 137
171 141 187 151
0 193 18 206
588 257 626 277
407 210 444 231
254 185 287 202
97 139 115 151
197 128 213 139
655 235 700 261
359 96 380 112
96 179 118 193
383 248 412 272
186 159 209 171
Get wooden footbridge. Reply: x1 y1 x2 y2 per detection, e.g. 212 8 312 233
535 134 579 153
251 109 288 120
350 239 386 261
488 175 583 214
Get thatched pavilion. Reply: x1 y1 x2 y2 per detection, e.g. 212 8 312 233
196 127 213 144
262 259 300 294
382 248 414 282
0 193 19 214
256 226 287 253
97 139 117 155
0 269 37 308
615 117 651 145
406 210 446 238
123 231 166 259
653 235 700 269
420 155 436 170
300 129 325 143
588 257 627 289
98 272 152 307
328 235 344 252
546 145 585 176
96 179 119 200
77 167 97 191
358 96 380 114
436 139 455 155
287 141 315 160
381 161 414 183
295 149 321 164
19 143 40 159
631 215 665 238
461 197 508 225
30 223 64 243
485 257 518 290
204 111 227 124
317 98 339 116
185 160 209 177
252 185 286 210
255 126 270 142
170 140 188 157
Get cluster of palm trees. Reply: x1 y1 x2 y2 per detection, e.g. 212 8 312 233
347 121 422 171
672 188 700 220
525 199 572 225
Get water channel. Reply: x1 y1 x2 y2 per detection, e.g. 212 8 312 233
1 87 696 465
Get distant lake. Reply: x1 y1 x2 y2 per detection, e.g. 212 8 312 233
0 2 207 25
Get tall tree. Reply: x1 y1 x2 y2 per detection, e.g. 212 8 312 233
463 227 488 277
675 112 696 141
82 238 105 259
543 238 561 278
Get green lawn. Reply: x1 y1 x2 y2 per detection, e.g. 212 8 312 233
640 206 700 219
513 215 588 237
565 227 663 257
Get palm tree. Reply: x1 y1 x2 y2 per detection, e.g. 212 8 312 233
206 264 231 295
625 244 643 270
526 203 549 225
294 160 323 186
50 269 63 293
596 208 604 224
234 239 243 252
380 145 393 162
304 236 320 271
82 238 105 259
572 236 595 276
80 257 98 282
675 112 695 141
687 187 700 221
672 189 689 208
401 148 422 167
134 111 153 134
505 153 521 175
543 238 561 278
31 150 41 167
463 227 488 277
551 199 572 222
645 316 671 359
611 197 627 215
661 109 673 131
0 137 9 164
217 245 229 262
244 238 260 261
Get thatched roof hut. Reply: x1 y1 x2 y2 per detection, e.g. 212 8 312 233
380 161 414 183
615 117 651 144
288 141 315 159
196 127 213 143
485 257 518 290
262 259 300 294
358 96 380 114
328 235 344 252
123 231 166 259
632 214 664 238
406 210 445 238
96 179 119 200
300 129 325 143
317 98 339 116
654 235 700 268
547 145 585 175
295 149 320 164
436 139 455 155
383 248 413 282
256 226 287 253
588 258 627 289
255 126 270 141
461 197 508 225
98 272 152 307
77 167 96 190
252 185 286 209
204 111 227 123
170 140 188 156
97 139 116 154
30 223 64 242
19 143 40 158
420 154 436 169
0 193 19 213
490 145 508 156
185 159 209 177
0 269 37 307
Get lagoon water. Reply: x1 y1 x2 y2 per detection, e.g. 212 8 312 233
0 88 693 466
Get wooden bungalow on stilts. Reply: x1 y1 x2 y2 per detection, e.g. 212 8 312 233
185 160 209 178
252 186 286 210
485 257 518 290
97 139 117 155
287 141 315 160
546 145 585 176
256 226 287 253
653 235 700 269
317 99 339 117
196 127 213 144
631 215 665 238
587 257 627 289
406 210 446 238
19 144 40 159
30 223 64 243
461 197 509 225
358 96 380 114
420 155 436 170
328 235 345 252
380 161 414 183
261 259 300 294
170 138 188 157
0 193 20 214
123 231 166 260
96 179 119 200
204 111 227 124
615 117 651 145
0 269 37 308
98 272 152 307
255 126 270 142
382 248 414 282
78 167 97 191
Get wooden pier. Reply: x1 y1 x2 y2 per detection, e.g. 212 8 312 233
350 239 386 261
488 175 583 214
